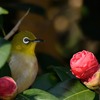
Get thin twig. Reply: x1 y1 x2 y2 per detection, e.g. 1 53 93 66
4 9 30 40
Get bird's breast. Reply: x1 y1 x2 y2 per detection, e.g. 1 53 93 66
9 52 38 93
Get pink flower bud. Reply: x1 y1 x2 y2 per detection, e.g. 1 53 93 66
83 66 100 89
0 76 17 100
70 50 99 81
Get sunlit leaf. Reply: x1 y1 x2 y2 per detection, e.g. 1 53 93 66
16 89 59 100
32 73 59 90
49 79 95 100
61 79 95 100
0 7 8 15
0 38 11 69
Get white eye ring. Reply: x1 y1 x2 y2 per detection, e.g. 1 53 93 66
23 37 30 44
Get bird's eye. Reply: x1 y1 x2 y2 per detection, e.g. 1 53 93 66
23 37 30 44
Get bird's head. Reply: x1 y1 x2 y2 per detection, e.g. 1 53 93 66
11 31 43 55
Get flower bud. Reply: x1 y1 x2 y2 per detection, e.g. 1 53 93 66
0 76 17 100
83 67 100 89
70 50 99 81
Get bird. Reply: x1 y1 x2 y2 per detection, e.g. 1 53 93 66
9 31 43 94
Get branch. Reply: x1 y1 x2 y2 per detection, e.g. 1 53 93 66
4 9 30 40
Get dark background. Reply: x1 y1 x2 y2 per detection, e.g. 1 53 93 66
0 0 100 68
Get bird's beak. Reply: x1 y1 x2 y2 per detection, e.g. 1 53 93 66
30 39 44 43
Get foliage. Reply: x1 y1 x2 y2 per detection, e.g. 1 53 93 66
0 38 11 69
0 7 8 15
0 3 99 100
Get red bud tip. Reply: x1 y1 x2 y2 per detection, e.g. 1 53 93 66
70 50 99 81
0 76 17 100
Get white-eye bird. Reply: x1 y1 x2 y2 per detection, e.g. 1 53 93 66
9 31 43 93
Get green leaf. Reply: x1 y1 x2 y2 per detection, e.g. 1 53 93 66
0 7 8 15
50 66 74 81
61 79 95 100
15 94 29 100
48 79 72 97
94 93 99 100
0 63 11 77
49 79 95 100
32 73 59 91
16 89 59 100
0 38 11 69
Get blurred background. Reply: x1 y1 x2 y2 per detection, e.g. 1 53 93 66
0 0 100 72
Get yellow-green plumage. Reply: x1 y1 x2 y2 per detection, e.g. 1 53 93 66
9 31 39 93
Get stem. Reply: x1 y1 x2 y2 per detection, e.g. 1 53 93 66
4 9 30 40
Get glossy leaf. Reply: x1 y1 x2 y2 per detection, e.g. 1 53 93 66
61 79 95 100
0 38 11 69
48 79 71 97
15 94 28 100
50 66 74 81
16 89 59 100
32 73 59 91
0 7 8 15
49 79 95 100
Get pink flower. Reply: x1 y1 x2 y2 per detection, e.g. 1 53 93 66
83 67 100 89
70 50 99 81
0 76 17 100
